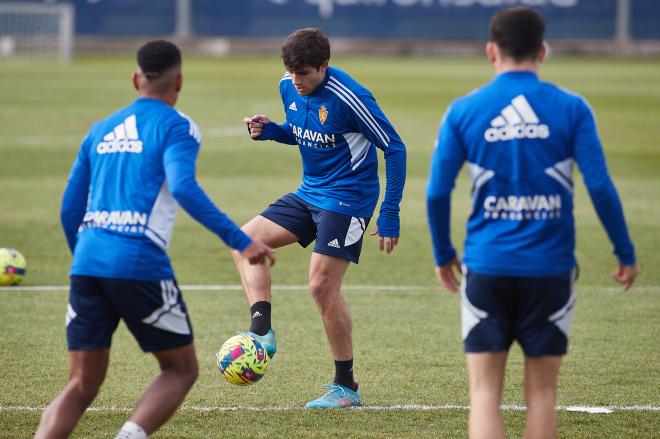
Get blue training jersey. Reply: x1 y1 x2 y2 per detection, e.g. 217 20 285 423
427 71 636 276
61 97 252 280
257 66 406 237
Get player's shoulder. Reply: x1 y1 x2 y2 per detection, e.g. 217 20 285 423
325 66 371 97
444 83 490 120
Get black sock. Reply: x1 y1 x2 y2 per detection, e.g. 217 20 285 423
333 359 356 391
249 301 271 336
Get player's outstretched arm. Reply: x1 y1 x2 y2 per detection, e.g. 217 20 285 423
243 114 297 145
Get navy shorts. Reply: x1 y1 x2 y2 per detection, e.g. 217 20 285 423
260 193 370 263
67 275 194 352
461 266 577 357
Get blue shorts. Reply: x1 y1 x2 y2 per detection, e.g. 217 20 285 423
67 275 194 352
461 266 577 357
261 193 370 263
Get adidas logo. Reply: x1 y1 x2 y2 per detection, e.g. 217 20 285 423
327 239 340 248
484 95 550 143
289 101 297 111
96 114 143 154
252 311 263 318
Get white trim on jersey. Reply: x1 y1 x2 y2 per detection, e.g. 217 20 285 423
176 111 202 143
141 280 191 335
344 216 366 247
344 132 371 171
145 182 178 252
545 158 574 194
460 265 489 341
467 162 495 203
325 76 390 147
281 72 291 82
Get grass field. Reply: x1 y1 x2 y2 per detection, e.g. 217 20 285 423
0 55 659 438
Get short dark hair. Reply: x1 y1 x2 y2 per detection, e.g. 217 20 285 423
490 6 545 61
137 40 181 81
281 28 330 72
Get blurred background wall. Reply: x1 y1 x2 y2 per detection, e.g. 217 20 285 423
1 0 659 61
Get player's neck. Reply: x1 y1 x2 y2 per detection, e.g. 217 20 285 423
138 91 177 107
494 59 539 75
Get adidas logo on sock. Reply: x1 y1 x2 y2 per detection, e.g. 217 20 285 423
252 311 263 318
96 114 143 154
327 239 340 248
289 101 297 111
484 95 550 143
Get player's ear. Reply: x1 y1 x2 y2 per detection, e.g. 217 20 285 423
131 71 140 92
174 72 182 93
319 61 329 74
538 42 548 63
485 41 497 65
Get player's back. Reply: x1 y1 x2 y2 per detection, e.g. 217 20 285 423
71 97 198 280
449 71 590 276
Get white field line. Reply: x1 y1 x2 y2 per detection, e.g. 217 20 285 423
1 404 659 414
2 285 660 294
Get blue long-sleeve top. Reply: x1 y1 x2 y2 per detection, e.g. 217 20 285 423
256 66 407 237
427 71 635 276
61 97 251 280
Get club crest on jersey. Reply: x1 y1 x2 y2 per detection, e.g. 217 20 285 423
319 105 328 124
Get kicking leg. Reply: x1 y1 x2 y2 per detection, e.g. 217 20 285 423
232 215 298 355
231 215 298 306
466 351 508 439
523 355 562 439
35 349 109 439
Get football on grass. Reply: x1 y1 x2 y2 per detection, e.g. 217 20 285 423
215 334 269 385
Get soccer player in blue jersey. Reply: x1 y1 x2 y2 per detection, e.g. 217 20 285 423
35 40 274 439
235 28 406 408
426 7 639 439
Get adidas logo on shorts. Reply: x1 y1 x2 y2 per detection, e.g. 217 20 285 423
484 95 550 143
327 239 341 248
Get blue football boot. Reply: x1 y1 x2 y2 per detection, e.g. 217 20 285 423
243 329 276 359
305 383 361 408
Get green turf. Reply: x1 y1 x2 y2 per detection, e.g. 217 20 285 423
0 55 659 438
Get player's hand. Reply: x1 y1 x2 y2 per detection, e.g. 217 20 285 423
370 225 399 254
435 258 462 293
611 263 640 292
243 115 270 139
240 239 276 266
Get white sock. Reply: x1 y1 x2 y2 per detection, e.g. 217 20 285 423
115 421 147 439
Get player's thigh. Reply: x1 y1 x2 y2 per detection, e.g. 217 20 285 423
250 193 315 247
308 252 350 294
461 268 516 353
515 269 576 357
466 351 508 394
67 275 121 350
311 208 370 264
152 343 198 376
102 278 194 353
68 349 110 388
524 355 562 392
